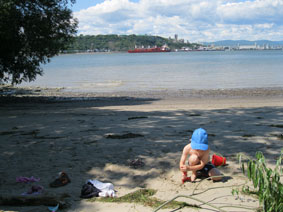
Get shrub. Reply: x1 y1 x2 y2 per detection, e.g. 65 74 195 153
238 151 283 212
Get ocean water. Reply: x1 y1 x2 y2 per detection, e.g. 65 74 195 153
21 50 283 92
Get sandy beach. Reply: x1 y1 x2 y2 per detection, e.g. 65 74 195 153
0 87 283 212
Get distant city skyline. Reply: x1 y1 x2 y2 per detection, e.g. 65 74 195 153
71 0 283 42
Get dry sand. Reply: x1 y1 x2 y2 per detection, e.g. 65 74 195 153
0 87 283 212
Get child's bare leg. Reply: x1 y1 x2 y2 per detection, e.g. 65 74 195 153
188 154 199 182
209 168 222 182
191 171 197 181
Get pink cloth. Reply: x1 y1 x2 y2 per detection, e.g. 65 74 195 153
16 176 40 183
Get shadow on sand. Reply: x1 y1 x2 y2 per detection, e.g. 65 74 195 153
0 93 282 211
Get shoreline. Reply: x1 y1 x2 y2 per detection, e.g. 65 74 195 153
1 85 283 99
1 86 283 110
61 49 283 54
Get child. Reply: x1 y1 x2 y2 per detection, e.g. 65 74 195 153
179 128 222 183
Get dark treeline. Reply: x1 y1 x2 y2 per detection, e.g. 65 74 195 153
66 34 200 52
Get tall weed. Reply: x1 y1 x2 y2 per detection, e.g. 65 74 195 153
238 150 283 212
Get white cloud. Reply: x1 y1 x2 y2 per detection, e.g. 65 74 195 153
218 0 283 24
74 0 283 41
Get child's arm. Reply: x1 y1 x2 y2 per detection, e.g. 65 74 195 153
179 145 189 170
186 159 205 171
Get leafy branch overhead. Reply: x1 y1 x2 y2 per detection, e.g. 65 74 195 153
0 0 78 84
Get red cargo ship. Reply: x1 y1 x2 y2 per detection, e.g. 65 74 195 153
128 45 170 53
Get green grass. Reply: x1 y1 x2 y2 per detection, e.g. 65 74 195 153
89 189 196 209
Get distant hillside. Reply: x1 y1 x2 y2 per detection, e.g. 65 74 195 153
66 34 199 52
203 40 283 46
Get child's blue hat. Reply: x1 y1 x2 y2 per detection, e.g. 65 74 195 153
191 128 208 150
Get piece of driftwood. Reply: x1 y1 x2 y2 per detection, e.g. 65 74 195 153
0 194 70 208
105 133 144 139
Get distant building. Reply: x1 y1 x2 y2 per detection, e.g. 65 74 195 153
264 44 270 50
238 43 257 50
174 34 178 41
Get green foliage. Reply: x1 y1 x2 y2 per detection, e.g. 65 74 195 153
231 188 239 196
0 0 78 84
66 34 198 52
90 189 191 209
238 151 283 212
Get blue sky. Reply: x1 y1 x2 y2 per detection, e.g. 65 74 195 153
70 1 104 11
70 0 140 11
71 0 283 42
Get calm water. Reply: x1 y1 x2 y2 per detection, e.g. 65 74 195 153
21 50 283 92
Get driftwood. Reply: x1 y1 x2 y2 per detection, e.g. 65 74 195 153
105 133 144 139
0 193 70 208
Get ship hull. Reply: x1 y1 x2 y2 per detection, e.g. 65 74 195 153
128 47 170 53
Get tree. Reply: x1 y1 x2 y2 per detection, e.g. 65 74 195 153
0 0 78 84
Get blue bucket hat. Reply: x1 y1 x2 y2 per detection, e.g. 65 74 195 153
190 128 208 150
